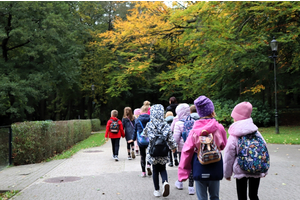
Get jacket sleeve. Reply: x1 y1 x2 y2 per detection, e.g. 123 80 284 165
118 120 125 137
105 120 111 138
122 118 126 134
166 129 177 150
223 135 236 179
215 124 228 151
132 119 138 141
173 121 182 146
178 132 196 182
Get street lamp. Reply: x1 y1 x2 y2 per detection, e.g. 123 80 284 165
269 37 279 134
91 84 95 119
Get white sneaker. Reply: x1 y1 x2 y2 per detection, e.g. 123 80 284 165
188 186 195 195
162 181 170 197
127 155 132 160
175 180 183 190
115 156 119 161
153 190 160 197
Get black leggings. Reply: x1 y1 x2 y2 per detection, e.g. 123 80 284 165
236 177 260 200
152 164 168 190
127 141 134 150
139 146 150 172
178 151 194 187
110 138 120 156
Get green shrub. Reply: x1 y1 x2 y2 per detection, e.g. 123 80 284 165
12 120 91 165
91 119 101 132
212 98 273 127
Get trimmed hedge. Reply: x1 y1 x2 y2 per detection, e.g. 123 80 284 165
91 119 101 132
11 120 91 165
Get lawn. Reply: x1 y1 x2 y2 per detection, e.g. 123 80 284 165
259 126 300 144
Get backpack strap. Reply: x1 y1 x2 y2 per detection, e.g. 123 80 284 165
138 120 144 129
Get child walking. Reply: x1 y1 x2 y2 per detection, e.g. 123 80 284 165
164 111 177 167
122 107 136 160
173 103 195 195
133 108 141 156
128 104 151 177
143 104 177 197
223 102 269 200
105 110 125 161
178 96 227 200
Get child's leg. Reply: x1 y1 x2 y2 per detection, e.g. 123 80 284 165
195 180 208 200
139 146 146 172
152 164 160 190
110 139 116 156
159 164 168 183
236 177 248 200
248 177 260 200
208 180 220 200
135 140 139 154
114 138 120 156
130 142 135 158
188 169 194 187
168 150 173 166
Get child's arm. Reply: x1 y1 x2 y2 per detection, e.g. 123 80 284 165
223 135 236 180
178 132 196 182
119 120 125 138
173 121 183 146
166 127 177 151
105 120 111 140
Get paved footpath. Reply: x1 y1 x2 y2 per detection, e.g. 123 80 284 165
0 137 300 200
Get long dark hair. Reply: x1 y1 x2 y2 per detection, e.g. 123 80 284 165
169 96 178 104
123 107 134 121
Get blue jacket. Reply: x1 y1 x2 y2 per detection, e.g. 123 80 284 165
132 113 150 147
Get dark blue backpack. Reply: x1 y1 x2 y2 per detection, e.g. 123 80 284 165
237 132 270 173
180 116 195 142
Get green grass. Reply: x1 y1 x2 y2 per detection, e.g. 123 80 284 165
259 126 300 144
0 190 19 200
226 126 300 144
46 131 106 161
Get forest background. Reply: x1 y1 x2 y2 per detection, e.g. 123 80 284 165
1 1 300 128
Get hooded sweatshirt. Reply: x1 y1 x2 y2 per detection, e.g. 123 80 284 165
143 104 177 165
223 118 268 179
173 103 191 152
178 118 227 182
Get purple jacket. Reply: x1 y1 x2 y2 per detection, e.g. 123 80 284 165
178 118 227 182
223 118 268 179
173 103 190 152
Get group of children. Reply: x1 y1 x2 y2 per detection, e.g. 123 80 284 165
105 96 268 199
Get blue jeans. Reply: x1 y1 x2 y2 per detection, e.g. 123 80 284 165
195 180 220 200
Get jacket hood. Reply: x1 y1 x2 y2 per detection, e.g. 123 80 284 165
146 104 171 136
228 118 258 137
190 113 200 120
175 103 190 120
138 113 150 123
192 118 219 136
110 117 119 121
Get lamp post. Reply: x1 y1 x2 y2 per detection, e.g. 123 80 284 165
269 37 279 134
91 84 95 119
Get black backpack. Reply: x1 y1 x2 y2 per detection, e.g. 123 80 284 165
149 124 169 157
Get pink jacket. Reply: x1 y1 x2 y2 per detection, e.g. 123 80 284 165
178 118 227 182
223 118 268 179
173 104 190 152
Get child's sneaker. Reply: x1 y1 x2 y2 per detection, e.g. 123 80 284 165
175 180 183 190
147 165 152 176
136 150 139 156
174 159 179 166
114 156 119 161
127 155 132 160
162 181 170 197
141 172 146 177
131 151 136 159
153 190 160 197
188 186 195 195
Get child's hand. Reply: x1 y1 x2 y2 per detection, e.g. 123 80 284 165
172 148 177 153
105 137 109 142
226 177 231 181
128 140 133 143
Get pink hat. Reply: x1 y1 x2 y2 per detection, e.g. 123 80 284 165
134 108 141 116
231 102 252 121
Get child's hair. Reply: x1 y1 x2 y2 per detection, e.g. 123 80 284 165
111 110 118 117
165 111 173 118
143 100 151 106
123 107 134 121
190 105 197 113
140 105 149 114
169 96 177 104
199 111 216 119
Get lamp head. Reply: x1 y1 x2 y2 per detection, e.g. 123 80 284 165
270 37 278 52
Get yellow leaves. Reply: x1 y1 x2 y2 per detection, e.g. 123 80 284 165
242 84 265 94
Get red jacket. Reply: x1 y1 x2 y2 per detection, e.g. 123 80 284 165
105 117 125 139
